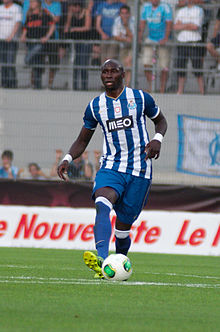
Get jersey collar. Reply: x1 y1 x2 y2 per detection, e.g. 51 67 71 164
105 86 125 101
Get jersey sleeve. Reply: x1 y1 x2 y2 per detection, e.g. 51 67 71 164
83 102 98 130
174 9 182 24
164 3 172 21
143 92 160 119
15 5 22 23
112 17 120 37
95 3 103 17
194 7 204 28
53 2 61 17
140 4 147 21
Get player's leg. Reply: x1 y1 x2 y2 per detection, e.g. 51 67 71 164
158 46 170 93
114 174 152 256
83 170 125 277
83 187 118 278
176 45 187 94
142 43 153 92
93 187 118 260
115 218 131 256
191 45 204 95
207 35 220 63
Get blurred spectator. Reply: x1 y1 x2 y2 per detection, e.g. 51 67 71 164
96 0 124 63
139 0 173 93
207 8 220 71
22 0 30 25
27 162 48 179
58 0 68 55
64 0 92 90
178 0 213 59
0 150 19 179
20 0 55 89
112 4 134 86
162 0 178 14
93 149 101 173
0 0 22 88
88 1 126 65
174 0 204 94
50 148 63 177
42 0 61 88
67 151 93 180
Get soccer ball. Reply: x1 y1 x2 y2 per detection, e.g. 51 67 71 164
101 254 132 281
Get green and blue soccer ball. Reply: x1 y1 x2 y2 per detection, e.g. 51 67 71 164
102 254 132 281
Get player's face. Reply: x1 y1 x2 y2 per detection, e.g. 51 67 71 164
101 63 124 91
30 0 40 11
3 0 12 5
120 8 130 21
29 165 38 177
151 0 160 7
2 157 12 169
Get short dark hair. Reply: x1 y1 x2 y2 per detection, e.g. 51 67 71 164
120 5 130 13
28 162 41 170
2 150 13 160
101 59 124 73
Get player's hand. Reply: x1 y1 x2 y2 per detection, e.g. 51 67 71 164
145 140 161 160
57 160 69 181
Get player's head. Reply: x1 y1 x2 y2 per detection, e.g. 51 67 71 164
151 0 160 7
29 0 42 12
28 163 41 178
101 59 125 91
1 150 13 168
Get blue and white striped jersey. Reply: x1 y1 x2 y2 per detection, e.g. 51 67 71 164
83 87 160 179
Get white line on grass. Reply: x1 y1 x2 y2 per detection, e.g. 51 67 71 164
1 265 219 281
0 276 220 288
0 265 78 271
143 272 220 280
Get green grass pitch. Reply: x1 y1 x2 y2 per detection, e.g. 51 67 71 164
0 247 220 332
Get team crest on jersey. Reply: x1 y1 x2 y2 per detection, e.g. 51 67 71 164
128 99 137 110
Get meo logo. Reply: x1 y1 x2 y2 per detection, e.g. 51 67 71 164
106 115 133 132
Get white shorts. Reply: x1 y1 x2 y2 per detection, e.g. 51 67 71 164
142 40 170 69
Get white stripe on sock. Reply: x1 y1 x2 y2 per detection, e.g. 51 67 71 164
115 229 130 239
95 196 113 210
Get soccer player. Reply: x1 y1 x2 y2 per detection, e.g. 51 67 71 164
57 59 167 278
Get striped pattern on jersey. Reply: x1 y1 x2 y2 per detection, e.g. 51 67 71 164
83 87 160 179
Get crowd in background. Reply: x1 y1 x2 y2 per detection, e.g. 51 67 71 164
0 148 102 180
0 0 220 93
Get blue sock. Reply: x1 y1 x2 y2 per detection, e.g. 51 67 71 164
115 236 131 256
93 197 112 260
115 229 131 256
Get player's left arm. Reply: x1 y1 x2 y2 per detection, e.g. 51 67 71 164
145 111 167 160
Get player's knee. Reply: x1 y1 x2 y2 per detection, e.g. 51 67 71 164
95 197 112 220
94 188 118 204
115 218 131 231
95 196 112 209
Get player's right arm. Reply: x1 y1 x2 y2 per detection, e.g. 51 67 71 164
57 127 94 181
57 101 98 181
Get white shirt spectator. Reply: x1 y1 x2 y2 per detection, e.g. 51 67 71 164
0 3 22 40
162 0 178 15
175 5 204 42
112 15 135 48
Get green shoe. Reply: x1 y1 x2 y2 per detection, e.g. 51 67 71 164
83 251 103 275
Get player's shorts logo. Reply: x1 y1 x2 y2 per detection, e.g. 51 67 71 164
106 115 134 132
